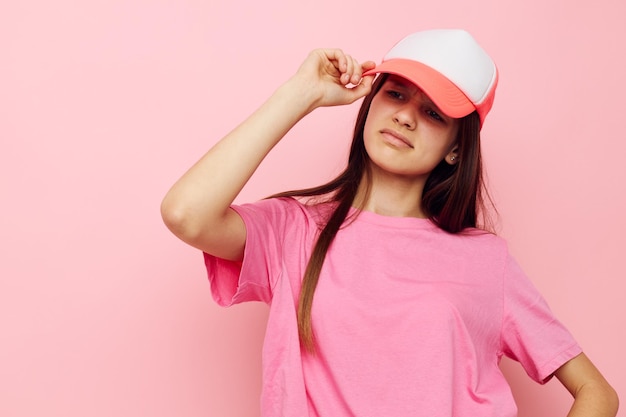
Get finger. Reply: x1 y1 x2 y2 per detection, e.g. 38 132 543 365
349 56 363 85
361 60 377 72
325 48 347 73
325 49 350 84
340 54 354 85
348 60 377 86
354 73 375 96
340 73 375 104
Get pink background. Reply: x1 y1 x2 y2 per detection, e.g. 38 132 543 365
2 0 624 415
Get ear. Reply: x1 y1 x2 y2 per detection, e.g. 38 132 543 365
445 145 459 166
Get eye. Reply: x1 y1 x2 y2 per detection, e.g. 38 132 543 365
426 109 444 122
386 90 405 100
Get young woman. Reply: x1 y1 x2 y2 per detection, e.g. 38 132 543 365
161 29 618 416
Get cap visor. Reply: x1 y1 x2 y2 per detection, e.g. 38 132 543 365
363 59 475 119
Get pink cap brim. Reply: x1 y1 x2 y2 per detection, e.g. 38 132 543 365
363 58 476 119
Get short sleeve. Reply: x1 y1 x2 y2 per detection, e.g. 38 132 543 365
203 198 297 307
501 254 582 383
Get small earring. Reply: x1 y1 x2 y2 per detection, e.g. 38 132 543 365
450 156 456 162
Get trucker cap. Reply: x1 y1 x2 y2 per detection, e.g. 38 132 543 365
363 29 498 126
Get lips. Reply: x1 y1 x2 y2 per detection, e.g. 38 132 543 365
380 128 414 148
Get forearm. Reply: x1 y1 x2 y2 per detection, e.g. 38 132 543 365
161 77 316 238
566 381 619 417
556 353 619 417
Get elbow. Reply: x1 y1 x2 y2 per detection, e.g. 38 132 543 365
160 196 198 241
584 379 620 416
160 193 237 256
606 385 620 416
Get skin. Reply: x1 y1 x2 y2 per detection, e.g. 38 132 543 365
556 353 618 416
359 75 459 218
161 48 618 416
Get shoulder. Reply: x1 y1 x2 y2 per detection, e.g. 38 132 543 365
453 227 508 250
445 227 510 267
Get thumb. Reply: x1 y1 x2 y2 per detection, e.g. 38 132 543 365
344 74 375 103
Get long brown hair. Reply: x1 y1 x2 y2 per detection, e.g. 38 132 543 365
272 74 493 352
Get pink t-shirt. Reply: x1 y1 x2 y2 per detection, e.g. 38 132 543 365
203 197 581 417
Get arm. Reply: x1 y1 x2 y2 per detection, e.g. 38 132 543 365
160 49 376 261
555 352 619 417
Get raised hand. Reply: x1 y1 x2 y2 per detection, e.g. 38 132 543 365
290 48 377 111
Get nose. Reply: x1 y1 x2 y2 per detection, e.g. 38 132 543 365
393 105 416 130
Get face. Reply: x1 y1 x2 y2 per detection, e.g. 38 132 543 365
363 75 460 180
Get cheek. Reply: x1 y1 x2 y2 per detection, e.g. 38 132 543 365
362 131 374 161
362 112 378 150
446 124 460 149
365 95 387 123
429 126 458 156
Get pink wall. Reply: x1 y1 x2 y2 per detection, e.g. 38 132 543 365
2 1 624 415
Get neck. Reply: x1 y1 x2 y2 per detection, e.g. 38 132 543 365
354 167 428 218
